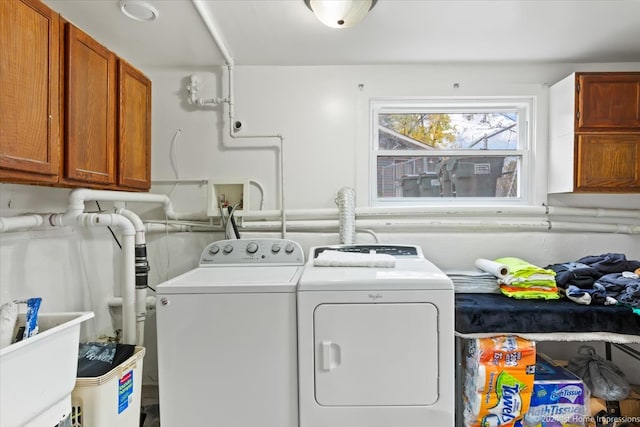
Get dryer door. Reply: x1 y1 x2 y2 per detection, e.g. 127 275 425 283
313 302 439 406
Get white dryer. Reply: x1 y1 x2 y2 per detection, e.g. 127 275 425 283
156 238 304 427
297 244 455 427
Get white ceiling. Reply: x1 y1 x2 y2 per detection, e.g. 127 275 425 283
44 0 640 69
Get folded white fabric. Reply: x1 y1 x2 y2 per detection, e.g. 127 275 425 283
313 250 396 268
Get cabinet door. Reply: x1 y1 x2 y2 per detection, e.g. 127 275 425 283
64 24 116 185
118 60 151 190
575 134 640 192
576 73 640 130
0 0 59 181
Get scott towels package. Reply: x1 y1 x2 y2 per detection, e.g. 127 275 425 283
463 336 536 427
523 354 588 427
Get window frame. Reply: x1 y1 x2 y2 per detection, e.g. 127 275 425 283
370 97 535 207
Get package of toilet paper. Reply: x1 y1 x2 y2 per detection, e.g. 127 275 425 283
522 354 588 427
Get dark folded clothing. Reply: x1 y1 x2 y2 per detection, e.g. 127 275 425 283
577 253 640 275
546 261 600 289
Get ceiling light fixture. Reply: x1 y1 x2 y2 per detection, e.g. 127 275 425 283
119 0 159 22
304 0 377 29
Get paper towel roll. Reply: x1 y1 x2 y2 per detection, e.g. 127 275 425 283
475 258 510 278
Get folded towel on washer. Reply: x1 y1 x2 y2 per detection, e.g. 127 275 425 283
313 250 396 268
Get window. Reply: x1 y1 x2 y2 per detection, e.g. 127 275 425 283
371 98 533 205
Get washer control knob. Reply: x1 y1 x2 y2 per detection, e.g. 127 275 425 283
284 243 295 254
246 242 259 254
208 245 220 255
223 244 234 254
271 244 281 254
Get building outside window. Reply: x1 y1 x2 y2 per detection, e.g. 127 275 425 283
371 98 534 206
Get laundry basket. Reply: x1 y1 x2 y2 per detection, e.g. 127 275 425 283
70 346 145 427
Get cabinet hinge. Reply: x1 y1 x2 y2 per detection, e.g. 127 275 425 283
576 82 580 93
576 111 580 121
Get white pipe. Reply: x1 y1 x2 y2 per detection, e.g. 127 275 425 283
108 296 156 309
116 208 146 244
144 222 222 233
0 214 44 232
209 205 640 222
191 0 287 238
238 218 640 234
136 287 146 345
152 179 208 185
550 221 640 234
79 213 137 345
116 208 148 347
191 0 234 66
67 188 209 221
547 206 640 219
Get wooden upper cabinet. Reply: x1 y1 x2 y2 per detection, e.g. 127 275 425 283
0 0 60 181
549 71 640 194
575 134 640 192
576 72 640 130
63 23 117 186
118 60 151 190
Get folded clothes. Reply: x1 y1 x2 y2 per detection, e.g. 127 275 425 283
495 257 557 279
545 261 600 289
495 257 558 300
499 285 560 300
577 253 640 275
313 250 396 268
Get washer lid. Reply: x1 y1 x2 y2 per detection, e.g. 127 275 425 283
298 258 453 291
157 266 303 294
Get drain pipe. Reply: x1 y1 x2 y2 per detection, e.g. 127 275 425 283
191 0 287 238
116 208 149 347
75 212 137 345
0 215 44 232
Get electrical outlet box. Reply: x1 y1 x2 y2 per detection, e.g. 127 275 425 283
207 179 249 217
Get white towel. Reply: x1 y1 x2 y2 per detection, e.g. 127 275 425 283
313 250 396 268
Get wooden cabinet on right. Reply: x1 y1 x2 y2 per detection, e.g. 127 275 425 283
548 71 640 193
62 22 151 191
117 60 152 190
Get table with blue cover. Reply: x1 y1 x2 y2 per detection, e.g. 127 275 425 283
453 293 640 427
455 293 640 343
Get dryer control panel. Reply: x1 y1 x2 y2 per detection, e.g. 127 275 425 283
312 244 421 259
200 238 304 266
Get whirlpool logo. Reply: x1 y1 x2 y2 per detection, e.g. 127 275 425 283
368 293 383 301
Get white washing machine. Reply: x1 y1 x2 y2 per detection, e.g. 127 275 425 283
156 238 304 427
297 244 455 427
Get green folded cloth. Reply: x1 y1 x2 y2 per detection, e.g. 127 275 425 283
495 257 556 278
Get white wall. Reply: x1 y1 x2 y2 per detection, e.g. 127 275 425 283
1 62 640 386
